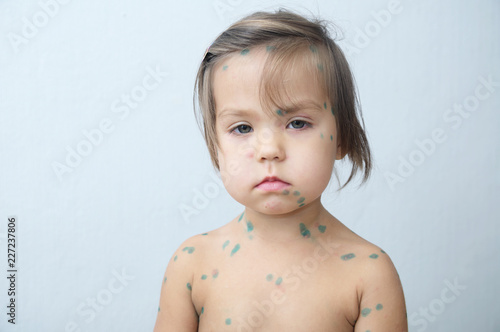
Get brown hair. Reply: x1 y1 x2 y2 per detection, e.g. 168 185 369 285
194 9 371 188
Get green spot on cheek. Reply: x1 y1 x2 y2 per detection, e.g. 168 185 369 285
266 274 273 281
275 277 283 285
331 106 335 116
341 253 356 261
222 65 228 71
201 274 207 280
330 135 333 141
238 212 244 222
297 197 305 204
318 225 326 233
183 247 195 254
282 190 289 195
369 253 379 259
320 133 324 139
230 244 240 256
212 269 219 278
376 303 383 311
225 318 232 325
299 223 311 238
187 283 192 291
293 191 300 196
361 308 372 317
246 221 254 232
240 48 250 55
222 240 230 250
299 203 305 207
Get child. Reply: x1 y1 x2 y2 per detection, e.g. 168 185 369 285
154 9 407 332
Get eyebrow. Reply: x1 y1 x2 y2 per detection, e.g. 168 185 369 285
218 99 324 119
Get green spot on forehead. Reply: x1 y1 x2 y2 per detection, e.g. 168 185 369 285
381 249 386 254
341 253 356 260
369 253 379 259
309 45 318 53
222 65 228 71
317 63 324 72
276 109 284 116
361 308 372 317
240 48 250 55
266 45 276 52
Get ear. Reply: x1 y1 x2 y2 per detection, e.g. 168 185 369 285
336 143 347 160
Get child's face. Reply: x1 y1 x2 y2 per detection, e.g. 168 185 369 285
213 47 342 215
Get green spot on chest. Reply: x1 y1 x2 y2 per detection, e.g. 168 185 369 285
299 223 311 238
201 274 207 280
376 303 383 311
275 277 283 285
361 308 372 317
212 269 219 278
222 240 230 250
230 244 241 256
225 318 232 325
186 283 192 291
341 253 356 261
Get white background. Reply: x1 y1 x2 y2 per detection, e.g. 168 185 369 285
1 0 499 331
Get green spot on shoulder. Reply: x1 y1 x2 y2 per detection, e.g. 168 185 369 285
376 303 383 311
318 225 326 233
293 191 300 196
173 255 177 261
225 318 232 325
246 221 254 232
341 253 356 261
282 189 290 195
163 277 167 283
222 240 230 250
381 249 386 254
240 48 250 55
183 247 195 254
369 253 379 259
201 274 207 280
158 306 160 312
186 283 192 291
361 308 372 317
222 65 228 71
230 244 240 256
299 223 311 238
275 277 283 285
201 232 208 235
297 197 305 204
238 212 244 222
266 274 273 281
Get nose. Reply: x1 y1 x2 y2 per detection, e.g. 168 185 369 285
254 128 285 162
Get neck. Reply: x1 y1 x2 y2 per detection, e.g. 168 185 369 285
237 198 330 243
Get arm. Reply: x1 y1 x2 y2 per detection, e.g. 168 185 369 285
354 250 408 332
154 242 199 332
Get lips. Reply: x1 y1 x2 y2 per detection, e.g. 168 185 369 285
255 176 290 191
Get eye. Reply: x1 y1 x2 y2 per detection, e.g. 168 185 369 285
231 124 253 134
287 120 309 129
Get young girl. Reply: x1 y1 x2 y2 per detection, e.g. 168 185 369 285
154 9 407 332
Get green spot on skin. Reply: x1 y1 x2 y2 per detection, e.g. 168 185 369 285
222 240 230 250
341 253 356 261
300 223 311 238
187 283 192 291
201 274 207 280
222 65 228 71
275 277 283 285
276 109 284 116
320 133 324 139
317 63 324 72
238 212 244 222
230 244 240 256
299 203 305 207
366 330 371 332
324 102 327 109
266 45 276 52
361 308 372 317
381 249 386 254
266 274 273 281
331 106 335 116
369 253 379 259
174 255 177 261
297 197 305 204
376 303 383 311
309 45 318 53
293 191 300 196
201 307 204 314
240 48 249 55
225 318 232 325
282 190 290 195
318 225 326 233
212 269 219 278
246 221 254 232
201 232 208 235
183 247 195 254
330 135 333 141
163 277 167 283
158 306 160 312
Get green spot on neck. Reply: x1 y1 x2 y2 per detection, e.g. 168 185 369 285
318 225 326 233
246 221 254 232
238 212 244 222
341 253 356 261
299 223 311 238
222 240 230 250
240 48 250 55
230 244 240 256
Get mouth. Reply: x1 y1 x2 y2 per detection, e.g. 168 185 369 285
255 176 291 192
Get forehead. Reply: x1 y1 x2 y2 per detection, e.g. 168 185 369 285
212 45 327 115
